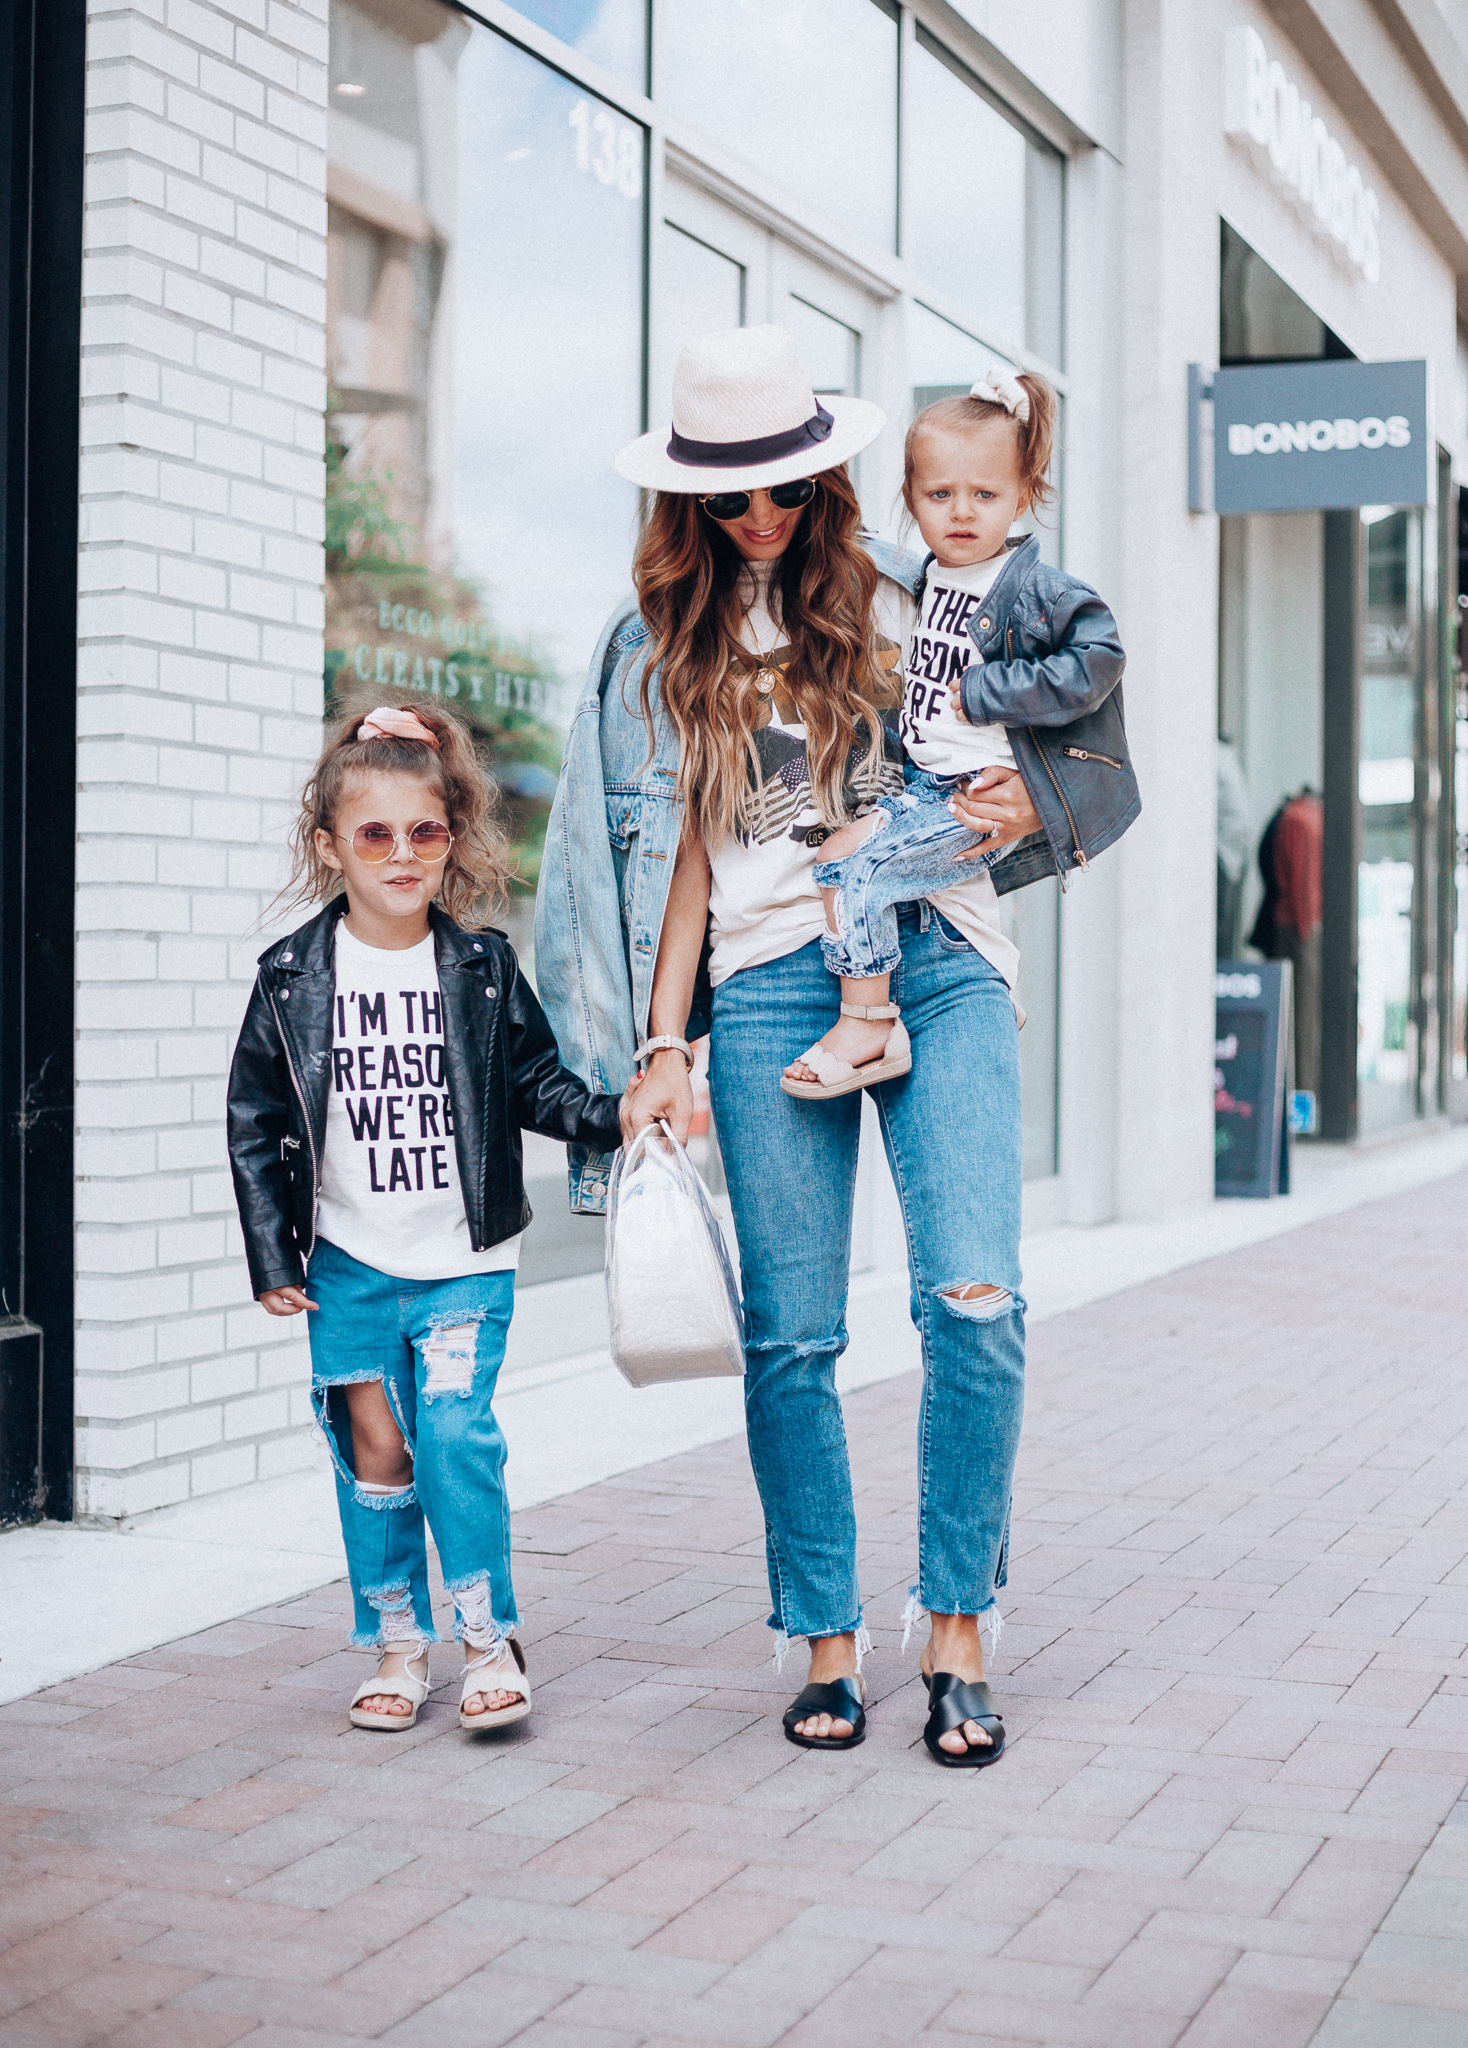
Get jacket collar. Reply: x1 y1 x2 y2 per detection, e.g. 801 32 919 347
257 896 496 977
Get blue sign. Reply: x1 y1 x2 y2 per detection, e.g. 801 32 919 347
1204 359 1428 514
1216 962 1291 1199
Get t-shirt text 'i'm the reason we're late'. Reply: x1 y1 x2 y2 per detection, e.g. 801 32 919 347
314 922 520 1280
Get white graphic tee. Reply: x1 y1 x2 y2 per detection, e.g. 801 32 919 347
315 923 520 1281
900 554 1016 781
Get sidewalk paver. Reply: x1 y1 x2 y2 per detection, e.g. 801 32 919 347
4 1171 1468 2046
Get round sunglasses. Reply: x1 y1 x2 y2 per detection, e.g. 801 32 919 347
342 819 454 864
699 477 816 523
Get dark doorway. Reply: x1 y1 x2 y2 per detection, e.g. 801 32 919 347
1 0 85 1523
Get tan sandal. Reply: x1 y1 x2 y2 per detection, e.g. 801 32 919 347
781 1002 912 1100
348 1640 431 1730
460 1636 531 1731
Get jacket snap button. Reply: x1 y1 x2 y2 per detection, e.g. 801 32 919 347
280 989 289 999
282 951 293 962
979 615 991 629
484 986 495 999
473 941 482 952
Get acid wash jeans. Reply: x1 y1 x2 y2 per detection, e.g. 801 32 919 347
709 905 1025 1656
305 1237 518 1653
813 769 1004 981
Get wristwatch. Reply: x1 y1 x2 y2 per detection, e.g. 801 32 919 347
633 1035 694 1072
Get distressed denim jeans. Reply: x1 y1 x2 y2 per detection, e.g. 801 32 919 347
709 908 1025 1647
305 1237 518 1651
813 770 1002 981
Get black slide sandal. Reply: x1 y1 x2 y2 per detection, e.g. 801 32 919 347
923 1673 1005 1768
782 1675 867 1750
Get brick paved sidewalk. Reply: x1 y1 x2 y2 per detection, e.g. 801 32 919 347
4 1174 1468 2048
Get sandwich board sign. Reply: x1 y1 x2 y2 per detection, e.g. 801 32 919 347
1215 962 1292 1198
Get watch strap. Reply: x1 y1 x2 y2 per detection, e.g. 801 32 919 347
633 1035 694 1071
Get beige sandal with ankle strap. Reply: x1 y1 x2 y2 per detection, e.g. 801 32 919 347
781 1002 912 1101
460 1636 531 1731
348 1640 431 1730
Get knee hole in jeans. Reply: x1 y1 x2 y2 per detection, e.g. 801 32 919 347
936 1282 1013 1324
419 1318 480 1398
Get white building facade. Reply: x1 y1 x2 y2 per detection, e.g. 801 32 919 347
1 0 1464 1522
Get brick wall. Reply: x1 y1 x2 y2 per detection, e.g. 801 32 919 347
76 0 328 1519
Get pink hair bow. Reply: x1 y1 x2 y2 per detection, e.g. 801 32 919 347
356 705 441 750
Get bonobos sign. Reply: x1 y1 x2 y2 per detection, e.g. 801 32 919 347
1211 358 1428 514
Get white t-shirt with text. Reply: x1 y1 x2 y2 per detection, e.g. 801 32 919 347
901 554 1016 781
315 923 521 1281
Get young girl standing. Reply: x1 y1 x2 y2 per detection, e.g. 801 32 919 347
228 694 624 1732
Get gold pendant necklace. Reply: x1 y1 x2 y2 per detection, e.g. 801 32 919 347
742 584 781 695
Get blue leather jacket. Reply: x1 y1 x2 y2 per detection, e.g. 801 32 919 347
534 535 1136 1213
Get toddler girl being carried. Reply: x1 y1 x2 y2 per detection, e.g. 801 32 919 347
782 364 1125 1098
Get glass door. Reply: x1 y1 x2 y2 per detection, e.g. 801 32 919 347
1357 506 1425 1133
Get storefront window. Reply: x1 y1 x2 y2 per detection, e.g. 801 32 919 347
329 0 645 1282
505 0 648 90
659 0 899 253
904 29 1063 366
1358 506 1423 1133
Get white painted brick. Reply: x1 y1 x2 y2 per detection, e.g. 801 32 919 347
86 154 168 208
287 1384 316 1429
265 88 323 149
76 840 157 886
263 265 323 321
75 1323 158 1373
258 1431 318 1480
80 1367 192 1421
157 1313 225 1364
224 1387 290 1438
196 331 262 386
190 1443 257 1494
77 591 192 644
235 24 296 89
158 841 229 889
77 1272 191 1323
192 1170 236 1213
81 1463 190 1519
157 1031 229 1077
168 0 236 60
256 1337 308 1391
192 1263 255 1315
78 735 159 782
156 1402 223 1455
79 446 162 497
76 1419 158 1471
81 499 192 551
77 545 159 596
75 1079 192 1129
77 640 160 690
158 651 228 701
159 555 228 607
81 350 162 402
199 235 267 295
231 298 294 354
87 60 168 121
74 1034 158 1083
159 459 231 513
200 141 269 204
293 584 324 630
195 609 260 658
76 1130 157 1178
162 268 233 329
157 1124 227 1172
167 80 236 147
235 113 297 176
159 1218 227 1266
82 396 194 457
191 1352 257 1402
75 937 160 982
76 1175 191 1224
157 935 231 982
196 980 255 1028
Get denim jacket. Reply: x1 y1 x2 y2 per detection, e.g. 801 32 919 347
534 534 1136 1214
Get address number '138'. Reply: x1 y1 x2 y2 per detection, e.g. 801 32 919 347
569 98 642 200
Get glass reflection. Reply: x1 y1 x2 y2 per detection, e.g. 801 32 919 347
905 30 1063 365
504 0 648 90
660 0 898 252
659 223 744 414
1358 506 1422 1132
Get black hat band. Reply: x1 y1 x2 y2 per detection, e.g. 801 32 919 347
666 402 835 469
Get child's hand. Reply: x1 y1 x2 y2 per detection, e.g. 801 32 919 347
259 1285 318 1316
947 682 971 724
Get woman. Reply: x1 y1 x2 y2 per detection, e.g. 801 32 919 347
537 327 1050 1763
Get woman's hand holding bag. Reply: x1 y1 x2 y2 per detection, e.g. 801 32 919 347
605 1119 745 1388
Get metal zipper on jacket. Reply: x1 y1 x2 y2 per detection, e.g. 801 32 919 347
1010 626 1088 879
270 988 319 1261
1063 745 1123 770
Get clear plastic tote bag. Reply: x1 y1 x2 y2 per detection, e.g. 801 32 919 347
604 1120 746 1388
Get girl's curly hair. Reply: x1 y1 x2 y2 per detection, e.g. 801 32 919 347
277 682 513 931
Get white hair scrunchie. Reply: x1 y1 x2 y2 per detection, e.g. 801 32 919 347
971 364 1030 423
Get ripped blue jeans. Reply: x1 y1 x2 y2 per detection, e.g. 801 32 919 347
305 1237 518 1651
709 909 1024 1648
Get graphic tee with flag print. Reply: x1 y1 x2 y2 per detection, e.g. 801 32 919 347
704 562 1016 991
314 921 520 1280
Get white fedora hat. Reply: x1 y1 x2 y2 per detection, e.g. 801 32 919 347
616 324 885 494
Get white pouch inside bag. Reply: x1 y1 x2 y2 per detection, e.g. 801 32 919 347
605 1119 745 1388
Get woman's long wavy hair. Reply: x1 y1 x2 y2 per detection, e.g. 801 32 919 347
276 682 512 931
632 466 888 845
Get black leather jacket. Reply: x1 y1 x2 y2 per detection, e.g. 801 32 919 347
227 898 621 1297
924 534 1140 893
